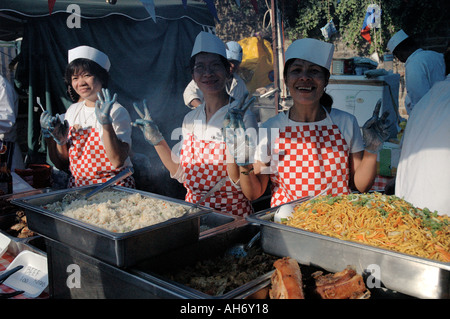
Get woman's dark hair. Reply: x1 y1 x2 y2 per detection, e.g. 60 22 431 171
189 53 231 76
283 59 333 112
64 58 109 102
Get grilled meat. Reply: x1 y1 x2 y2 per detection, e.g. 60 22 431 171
269 257 305 299
312 266 370 299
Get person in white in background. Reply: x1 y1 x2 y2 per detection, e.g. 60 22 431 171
387 29 445 115
183 40 248 109
0 74 24 171
39 46 135 188
395 50 450 216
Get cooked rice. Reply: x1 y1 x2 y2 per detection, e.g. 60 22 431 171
43 191 188 233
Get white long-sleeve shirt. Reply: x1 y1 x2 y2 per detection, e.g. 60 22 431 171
0 75 24 170
395 75 450 216
404 49 445 114
0 75 18 143
183 74 249 109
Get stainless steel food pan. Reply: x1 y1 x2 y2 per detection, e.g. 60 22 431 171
46 221 270 299
1 189 50 255
0 214 46 255
247 208 450 299
11 186 209 268
130 222 274 299
199 210 246 239
134 267 274 299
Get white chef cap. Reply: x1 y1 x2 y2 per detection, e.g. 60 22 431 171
226 41 243 62
191 31 227 59
68 46 111 71
387 29 409 53
284 38 334 71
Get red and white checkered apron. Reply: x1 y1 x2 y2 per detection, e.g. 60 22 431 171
67 126 135 188
180 133 252 217
269 124 350 207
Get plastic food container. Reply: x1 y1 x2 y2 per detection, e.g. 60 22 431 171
0 232 11 257
2 250 48 298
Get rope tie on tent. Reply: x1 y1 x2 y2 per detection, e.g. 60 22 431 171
263 0 272 30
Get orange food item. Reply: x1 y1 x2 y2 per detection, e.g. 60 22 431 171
312 266 370 299
269 257 305 299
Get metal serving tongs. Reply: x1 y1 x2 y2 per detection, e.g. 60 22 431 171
0 265 24 299
83 167 134 200
186 177 229 215
228 181 335 257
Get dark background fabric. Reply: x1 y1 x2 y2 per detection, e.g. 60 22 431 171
6 1 215 199
0 0 214 21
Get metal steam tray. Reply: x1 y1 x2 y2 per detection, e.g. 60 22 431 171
11 186 210 268
247 206 450 299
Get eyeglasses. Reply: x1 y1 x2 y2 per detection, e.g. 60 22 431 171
193 62 226 74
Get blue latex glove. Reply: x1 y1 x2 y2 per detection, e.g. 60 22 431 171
131 99 164 146
95 88 117 125
41 128 51 139
223 96 256 166
362 99 391 153
39 111 69 145
39 111 52 138
40 111 53 131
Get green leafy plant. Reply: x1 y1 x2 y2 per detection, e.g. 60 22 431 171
283 0 447 55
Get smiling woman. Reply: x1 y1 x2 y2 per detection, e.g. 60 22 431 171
239 38 391 208
284 59 329 121
39 45 135 189
192 53 230 102
65 58 108 105
132 32 259 217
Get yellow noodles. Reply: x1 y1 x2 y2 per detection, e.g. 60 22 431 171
284 193 450 263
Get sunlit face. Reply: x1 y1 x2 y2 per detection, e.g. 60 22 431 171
285 59 328 106
228 60 240 74
71 71 102 103
192 53 229 95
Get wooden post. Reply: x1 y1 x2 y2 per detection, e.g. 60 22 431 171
270 0 279 113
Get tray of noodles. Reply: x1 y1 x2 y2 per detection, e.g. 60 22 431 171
247 193 450 299
11 186 210 268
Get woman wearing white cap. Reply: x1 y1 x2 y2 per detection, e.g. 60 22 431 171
133 32 258 217
40 45 135 188
183 40 248 109
237 38 390 207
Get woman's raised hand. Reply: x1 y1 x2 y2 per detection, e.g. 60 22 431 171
40 111 69 145
362 99 391 153
223 95 256 166
131 99 164 146
95 88 117 125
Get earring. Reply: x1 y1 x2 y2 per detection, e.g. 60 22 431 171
67 86 79 102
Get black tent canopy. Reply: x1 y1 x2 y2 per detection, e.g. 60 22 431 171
0 0 216 198
0 0 216 40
